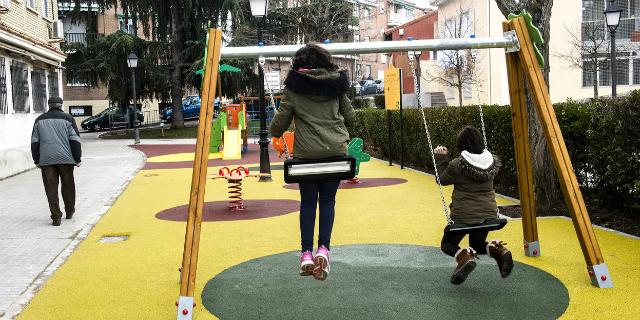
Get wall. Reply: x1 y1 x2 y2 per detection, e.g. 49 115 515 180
0 1 64 179
0 0 60 44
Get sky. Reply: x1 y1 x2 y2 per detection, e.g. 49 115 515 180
414 0 434 9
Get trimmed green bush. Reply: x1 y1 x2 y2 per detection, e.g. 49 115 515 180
352 98 372 109
373 94 385 109
350 98 640 216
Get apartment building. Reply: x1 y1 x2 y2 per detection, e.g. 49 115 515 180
57 1 156 127
430 0 640 106
0 0 66 178
353 0 427 80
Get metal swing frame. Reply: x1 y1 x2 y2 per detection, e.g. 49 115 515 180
177 16 613 320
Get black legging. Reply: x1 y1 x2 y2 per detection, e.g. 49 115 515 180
440 228 489 257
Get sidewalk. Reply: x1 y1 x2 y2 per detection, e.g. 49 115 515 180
0 133 148 319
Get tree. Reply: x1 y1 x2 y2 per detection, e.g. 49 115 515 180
495 0 559 213
426 3 480 107
66 0 239 129
559 21 609 98
64 32 171 111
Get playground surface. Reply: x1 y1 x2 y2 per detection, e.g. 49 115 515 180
16 144 640 319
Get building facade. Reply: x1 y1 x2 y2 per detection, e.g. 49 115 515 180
353 0 427 81
431 0 640 106
58 1 157 128
0 0 66 179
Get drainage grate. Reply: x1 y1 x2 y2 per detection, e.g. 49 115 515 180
99 235 129 243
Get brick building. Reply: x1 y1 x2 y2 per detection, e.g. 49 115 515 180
0 0 66 178
58 1 153 127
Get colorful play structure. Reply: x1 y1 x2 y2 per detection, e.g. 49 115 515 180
209 103 248 160
175 13 614 319
347 137 371 184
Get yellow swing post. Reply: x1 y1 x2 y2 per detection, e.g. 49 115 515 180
176 28 223 320
504 17 612 288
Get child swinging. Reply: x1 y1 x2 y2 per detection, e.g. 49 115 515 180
434 126 514 285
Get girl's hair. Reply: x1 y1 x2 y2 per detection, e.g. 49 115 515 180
292 43 338 71
456 126 485 154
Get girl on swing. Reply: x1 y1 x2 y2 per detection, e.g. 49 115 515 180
270 44 354 281
434 126 514 285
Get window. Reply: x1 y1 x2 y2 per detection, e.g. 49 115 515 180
42 0 50 18
25 0 35 9
583 60 595 87
10 61 30 113
119 16 136 35
634 58 640 84
365 65 372 79
364 36 370 42
364 8 370 21
599 60 611 86
48 70 59 98
0 57 7 114
31 67 47 113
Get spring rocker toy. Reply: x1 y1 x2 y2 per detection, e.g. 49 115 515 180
208 166 271 211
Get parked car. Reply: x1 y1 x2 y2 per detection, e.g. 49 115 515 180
375 79 384 93
161 96 220 123
81 106 144 131
360 80 377 95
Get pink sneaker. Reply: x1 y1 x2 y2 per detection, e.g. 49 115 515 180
299 251 314 276
313 246 330 281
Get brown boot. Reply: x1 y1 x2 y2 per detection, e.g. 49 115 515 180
450 248 477 285
487 240 513 278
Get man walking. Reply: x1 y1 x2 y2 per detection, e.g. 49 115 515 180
31 97 82 226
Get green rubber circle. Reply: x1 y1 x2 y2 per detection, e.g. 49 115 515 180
202 244 569 319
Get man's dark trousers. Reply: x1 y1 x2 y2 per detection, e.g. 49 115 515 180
40 164 75 219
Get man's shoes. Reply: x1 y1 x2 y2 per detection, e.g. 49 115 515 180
487 240 514 278
451 247 477 285
52 218 62 226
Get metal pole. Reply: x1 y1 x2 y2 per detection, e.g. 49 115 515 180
399 68 404 170
131 68 140 144
257 21 272 181
387 109 392 166
610 29 617 97
221 36 519 59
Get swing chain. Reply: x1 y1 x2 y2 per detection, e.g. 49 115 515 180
409 53 453 225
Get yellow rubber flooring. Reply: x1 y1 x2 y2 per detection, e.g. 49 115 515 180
17 157 640 319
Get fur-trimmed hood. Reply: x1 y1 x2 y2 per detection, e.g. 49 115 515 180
458 150 501 182
284 68 349 98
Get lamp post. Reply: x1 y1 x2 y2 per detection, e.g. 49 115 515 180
127 52 140 144
604 1 622 97
250 0 271 181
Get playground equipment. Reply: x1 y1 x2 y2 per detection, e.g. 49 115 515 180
405 36 510 237
209 166 271 211
177 15 613 319
346 138 371 184
209 103 248 160
283 156 357 184
272 131 294 159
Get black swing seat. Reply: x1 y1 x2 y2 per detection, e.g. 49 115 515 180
284 156 357 183
445 218 508 235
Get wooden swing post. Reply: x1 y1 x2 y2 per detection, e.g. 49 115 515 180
503 22 539 257
176 28 223 320
504 17 612 288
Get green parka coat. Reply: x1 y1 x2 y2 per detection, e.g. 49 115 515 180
435 150 502 224
270 68 355 159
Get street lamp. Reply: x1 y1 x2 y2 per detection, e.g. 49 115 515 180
127 52 140 144
250 0 271 181
604 1 622 97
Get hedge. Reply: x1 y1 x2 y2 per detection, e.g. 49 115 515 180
350 96 640 216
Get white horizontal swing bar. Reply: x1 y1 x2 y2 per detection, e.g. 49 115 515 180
220 34 519 59
288 161 353 176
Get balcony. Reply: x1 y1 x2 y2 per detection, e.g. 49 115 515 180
388 12 408 27
61 33 103 52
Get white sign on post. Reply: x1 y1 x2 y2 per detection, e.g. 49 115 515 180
264 71 281 92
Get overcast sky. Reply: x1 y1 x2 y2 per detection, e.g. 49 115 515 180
414 0 434 9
